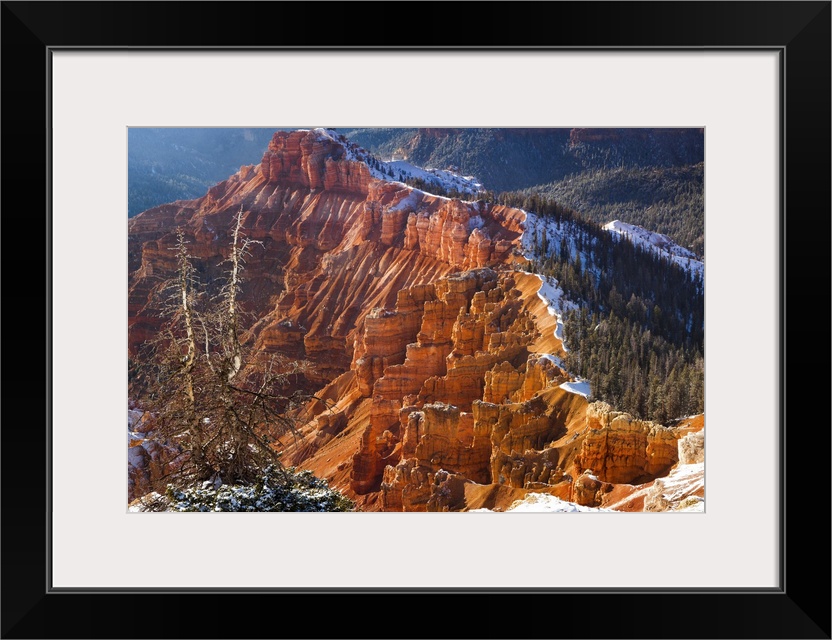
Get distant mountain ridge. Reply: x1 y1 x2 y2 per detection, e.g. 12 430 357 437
128 128 275 216
521 162 705 257
339 127 704 192
603 219 704 277
339 127 704 254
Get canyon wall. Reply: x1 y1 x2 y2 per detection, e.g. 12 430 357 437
129 129 524 383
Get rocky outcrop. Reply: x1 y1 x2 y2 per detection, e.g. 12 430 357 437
374 379 574 510
380 457 433 512
425 470 474 512
483 355 565 404
128 130 523 386
571 470 614 507
678 429 705 465
490 445 565 489
260 129 372 194
574 402 680 484
351 269 545 497
352 284 435 396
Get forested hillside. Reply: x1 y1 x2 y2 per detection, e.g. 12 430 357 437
504 192 704 422
520 163 704 257
128 128 275 216
342 127 704 254
339 127 577 191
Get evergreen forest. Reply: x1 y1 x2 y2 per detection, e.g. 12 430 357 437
496 191 704 423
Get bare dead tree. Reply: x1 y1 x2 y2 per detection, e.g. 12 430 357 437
134 207 318 489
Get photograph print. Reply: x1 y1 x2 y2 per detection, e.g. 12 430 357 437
127 127 705 513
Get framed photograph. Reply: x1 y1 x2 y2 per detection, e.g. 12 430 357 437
3 2 829 638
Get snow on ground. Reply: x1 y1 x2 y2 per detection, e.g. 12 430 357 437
471 493 613 513
644 461 705 512
535 272 590 397
386 189 422 212
520 210 590 266
603 460 705 512
559 379 591 398
675 496 705 512
382 159 483 196
654 462 704 504
603 220 703 279
467 214 485 231
520 211 578 328
519 210 591 397
309 128 483 198
473 461 704 512
536 353 565 368
535 274 578 348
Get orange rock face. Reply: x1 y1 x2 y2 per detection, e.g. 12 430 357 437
260 129 372 194
574 402 680 484
128 130 522 386
571 470 614 507
350 269 544 499
128 437 182 502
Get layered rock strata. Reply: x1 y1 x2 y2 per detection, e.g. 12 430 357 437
574 402 680 484
350 269 545 499
128 129 524 386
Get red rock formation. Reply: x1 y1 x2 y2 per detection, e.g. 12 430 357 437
483 355 565 404
260 129 372 194
571 470 614 507
128 436 183 502
425 470 473 512
128 130 522 386
574 402 680 484
351 270 544 498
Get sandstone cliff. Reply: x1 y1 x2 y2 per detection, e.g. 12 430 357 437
129 129 524 384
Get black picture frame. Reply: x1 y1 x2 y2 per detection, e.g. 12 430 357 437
2 2 829 638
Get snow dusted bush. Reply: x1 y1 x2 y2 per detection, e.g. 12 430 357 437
131 465 354 512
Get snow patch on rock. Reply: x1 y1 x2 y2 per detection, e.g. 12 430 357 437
603 219 703 278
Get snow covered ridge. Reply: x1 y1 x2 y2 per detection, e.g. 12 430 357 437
519 210 591 399
308 128 484 197
603 220 703 279
535 271 592 401
559 379 591 398
380 160 484 197
535 275 577 346
520 209 579 260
